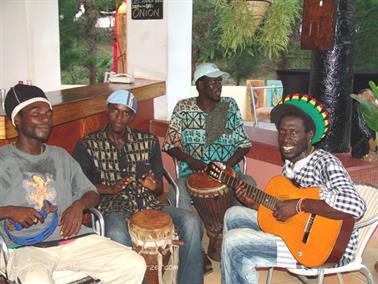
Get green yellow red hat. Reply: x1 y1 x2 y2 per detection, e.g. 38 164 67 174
270 94 330 144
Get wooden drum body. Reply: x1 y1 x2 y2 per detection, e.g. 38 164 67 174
129 209 179 284
187 172 235 261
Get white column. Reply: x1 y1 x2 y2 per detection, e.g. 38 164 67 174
0 0 61 92
127 1 168 80
164 0 192 120
127 0 192 120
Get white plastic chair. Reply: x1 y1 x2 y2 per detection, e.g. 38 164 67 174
250 85 283 128
0 208 104 284
163 168 180 208
266 183 378 284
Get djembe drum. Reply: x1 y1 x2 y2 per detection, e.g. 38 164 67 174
187 172 235 261
128 209 181 284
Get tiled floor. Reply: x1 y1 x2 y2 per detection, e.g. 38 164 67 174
204 235 378 284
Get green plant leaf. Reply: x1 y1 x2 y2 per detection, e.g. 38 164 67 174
256 0 302 59
215 0 257 53
351 94 378 131
368 81 378 100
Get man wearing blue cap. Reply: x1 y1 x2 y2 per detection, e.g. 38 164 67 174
0 84 146 284
73 89 204 284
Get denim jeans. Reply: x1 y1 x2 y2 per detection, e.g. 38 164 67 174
221 206 278 284
104 206 204 284
168 173 256 211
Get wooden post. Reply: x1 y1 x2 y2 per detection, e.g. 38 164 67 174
305 0 355 152
301 0 336 50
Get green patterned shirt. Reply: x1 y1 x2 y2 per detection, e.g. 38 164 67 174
163 97 252 177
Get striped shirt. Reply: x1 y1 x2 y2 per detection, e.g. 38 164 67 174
73 127 163 217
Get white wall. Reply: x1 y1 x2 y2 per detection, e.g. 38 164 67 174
0 0 61 92
127 1 167 80
127 0 192 120
0 0 4 92
164 0 193 120
0 0 191 120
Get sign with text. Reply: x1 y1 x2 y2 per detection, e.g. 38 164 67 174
131 0 163 20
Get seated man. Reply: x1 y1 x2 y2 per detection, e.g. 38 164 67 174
0 84 146 284
221 94 367 283
162 62 255 211
72 90 204 284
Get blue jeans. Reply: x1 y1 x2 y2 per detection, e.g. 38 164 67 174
221 206 278 284
104 206 204 284
168 173 256 211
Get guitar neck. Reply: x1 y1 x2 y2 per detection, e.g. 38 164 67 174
220 172 279 210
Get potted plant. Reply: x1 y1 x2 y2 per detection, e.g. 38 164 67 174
350 81 378 161
214 0 301 58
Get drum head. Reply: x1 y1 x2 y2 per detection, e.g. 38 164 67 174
187 172 228 196
187 172 224 189
129 209 172 230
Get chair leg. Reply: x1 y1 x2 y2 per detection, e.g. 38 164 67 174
2 278 17 284
336 273 345 284
360 264 375 284
295 275 309 284
317 269 325 284
0 273 17 284
266 268 273 284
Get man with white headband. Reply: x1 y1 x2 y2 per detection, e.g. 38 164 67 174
0 84 146 284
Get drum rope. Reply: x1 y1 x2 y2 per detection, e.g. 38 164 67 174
129 224 179 284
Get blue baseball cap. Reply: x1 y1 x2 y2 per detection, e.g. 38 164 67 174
106 90 137 113
193 63 230 84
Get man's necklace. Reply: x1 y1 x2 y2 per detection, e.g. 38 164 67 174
309 146 315 154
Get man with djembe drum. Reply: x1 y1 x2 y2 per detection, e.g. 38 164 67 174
162 63 256 263
73 90 203 284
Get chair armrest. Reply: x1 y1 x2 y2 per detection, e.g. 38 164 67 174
355 215 378 230
242 156 247 175
0 234 10 277
163 169 180 208
173 157 180 179
85 208 105 237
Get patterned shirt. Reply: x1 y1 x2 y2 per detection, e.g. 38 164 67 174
73 127 163 217
163 97 252 177
278 149 366 267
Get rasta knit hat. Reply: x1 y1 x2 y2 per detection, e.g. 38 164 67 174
270 94 330 144
4 84 52 126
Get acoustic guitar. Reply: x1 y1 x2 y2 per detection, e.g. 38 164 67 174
207 161 355 267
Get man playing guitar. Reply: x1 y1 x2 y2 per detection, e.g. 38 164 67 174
220 94 366 284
